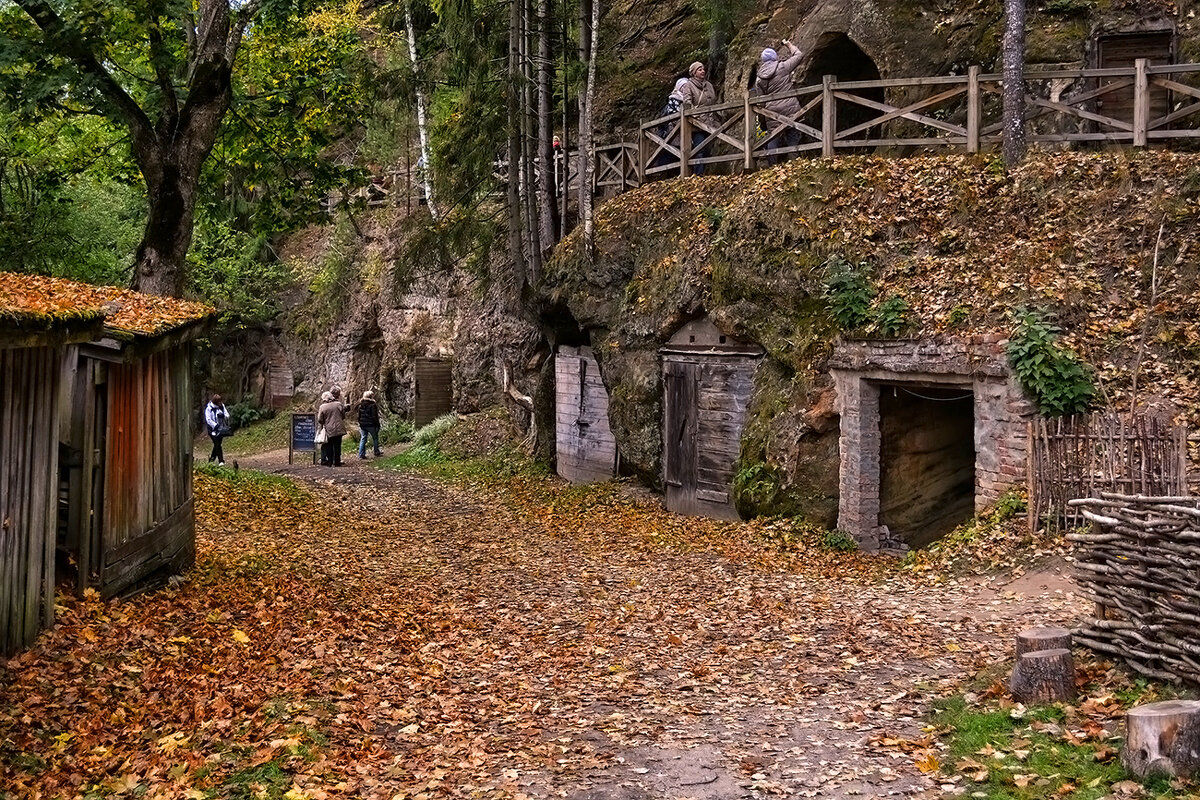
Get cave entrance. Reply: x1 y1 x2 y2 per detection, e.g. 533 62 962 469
877 382 976 550
801 33 883 148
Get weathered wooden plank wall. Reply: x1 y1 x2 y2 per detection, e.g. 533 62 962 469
99 346 195 597
663 354 757 520
0 346 61 654
555 346 618 483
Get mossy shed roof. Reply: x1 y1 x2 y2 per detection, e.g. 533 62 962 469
0 271 214 341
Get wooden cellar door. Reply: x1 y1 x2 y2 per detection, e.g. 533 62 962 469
663 360 699 511
414 358 453 427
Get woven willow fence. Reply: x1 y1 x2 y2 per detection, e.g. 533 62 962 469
1069 495 1200 684
1028 413 1188 530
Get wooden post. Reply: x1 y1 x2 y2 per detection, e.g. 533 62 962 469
967 65 981 153
637 125 647 185
744 95 754 171
1010 648 1074 704
1123 701 1200 779
1134 58 1150 148
822 75 836 158
680 110 692 178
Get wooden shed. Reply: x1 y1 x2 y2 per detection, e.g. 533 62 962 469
0 276 106 653
555 345 618 483
660 319 763 520
0 272 212 652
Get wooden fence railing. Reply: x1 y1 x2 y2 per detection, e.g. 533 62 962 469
1028 411 1189 531
1069 494 1200 685
326 60 1200 214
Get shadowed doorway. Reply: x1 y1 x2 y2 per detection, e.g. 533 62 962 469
878 383 975 549
801 33 884 148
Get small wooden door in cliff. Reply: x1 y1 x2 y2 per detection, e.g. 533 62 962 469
555 346 618 483
414 358 453 427
661 320 762 520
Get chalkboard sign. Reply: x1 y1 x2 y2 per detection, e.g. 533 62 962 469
290 413 318 464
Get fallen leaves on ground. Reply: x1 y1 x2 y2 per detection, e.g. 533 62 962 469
1 464 1088 798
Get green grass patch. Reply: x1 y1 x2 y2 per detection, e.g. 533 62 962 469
931 659 1199 799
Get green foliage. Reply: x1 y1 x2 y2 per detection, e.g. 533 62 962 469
1006 308 1096 417
822 529 858 552
227 398 274 430
413 414 457 446
1043 0 1095 15
873 294 911 337
187 216 289 324
378 416 416 446
824 256 875 331
732 461 782 518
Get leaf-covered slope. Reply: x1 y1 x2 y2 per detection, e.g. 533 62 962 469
540 151 1200 515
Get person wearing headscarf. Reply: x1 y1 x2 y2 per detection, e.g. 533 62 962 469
755 39 804 165
317 390 348 466
678 61 718 174
357 390 383 459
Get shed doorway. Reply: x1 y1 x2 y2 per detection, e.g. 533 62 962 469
878 383 975 549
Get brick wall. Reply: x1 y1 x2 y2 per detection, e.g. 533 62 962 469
830 337 1036 551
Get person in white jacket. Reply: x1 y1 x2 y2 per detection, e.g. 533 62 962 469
204 394 230 466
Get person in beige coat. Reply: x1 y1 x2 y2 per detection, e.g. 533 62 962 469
755 40 805 164
679 61 718 174
317 390 348 466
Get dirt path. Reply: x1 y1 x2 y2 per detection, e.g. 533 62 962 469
219 450 1087 799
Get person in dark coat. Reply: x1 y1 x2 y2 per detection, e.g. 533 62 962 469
755 40 804 165
679 62 718 174
317 391 348 466
357 390 383 459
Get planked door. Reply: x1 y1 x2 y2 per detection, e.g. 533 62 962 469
414 358 453 427
555 346 618 483
1098 32 1173 128
663 360 699 514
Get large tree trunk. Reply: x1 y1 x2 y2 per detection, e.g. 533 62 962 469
135 163 199 297
1002 0 1027 167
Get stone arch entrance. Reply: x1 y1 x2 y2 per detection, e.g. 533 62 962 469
802 32 884 146
831 338 1036 552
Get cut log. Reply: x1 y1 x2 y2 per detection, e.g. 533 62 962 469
1010 648 1074 704
1015 627 1073 658
1123 700 1200 779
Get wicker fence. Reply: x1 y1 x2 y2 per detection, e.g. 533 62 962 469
1069 494 1200 685
1027 412 1188 530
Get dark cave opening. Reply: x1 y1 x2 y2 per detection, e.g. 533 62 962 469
878 383 976 550
801 33 884 146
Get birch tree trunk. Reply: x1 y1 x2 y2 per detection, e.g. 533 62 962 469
404 0 438 219
521 0 542 283
507 0 528 296
579 0 600 259
1002 0 1027 167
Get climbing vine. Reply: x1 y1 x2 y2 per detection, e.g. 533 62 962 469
1006 308 1096 417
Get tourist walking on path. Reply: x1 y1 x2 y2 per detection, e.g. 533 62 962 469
318 391 348 466
204 394 230 466
680 62 718 174
357 390 383 459
756 40 804 165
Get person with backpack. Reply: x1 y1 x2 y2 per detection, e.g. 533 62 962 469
204 394 230 466
651 77 690 171
756 40 805 165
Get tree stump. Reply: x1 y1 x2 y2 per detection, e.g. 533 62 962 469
1010 648 1074 704
1123 700 1200 779
1015 627 1072 658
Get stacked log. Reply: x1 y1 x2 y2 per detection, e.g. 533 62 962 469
1068 494 1200 685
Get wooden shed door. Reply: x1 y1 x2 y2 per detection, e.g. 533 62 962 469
663 361 699 508
414 358 453 427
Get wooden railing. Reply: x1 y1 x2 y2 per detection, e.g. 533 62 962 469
327 61 1200 215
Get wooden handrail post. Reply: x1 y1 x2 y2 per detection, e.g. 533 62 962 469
744 95 754 171
680 110 691 178
967 65 981 153
638 126 647 185
1134 58 1150 148
822 75 836 158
